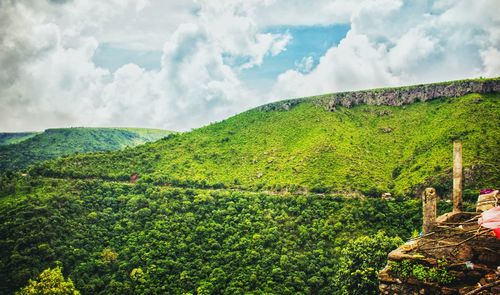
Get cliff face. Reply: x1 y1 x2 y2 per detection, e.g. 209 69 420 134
259 78 500 112
378 212 500 294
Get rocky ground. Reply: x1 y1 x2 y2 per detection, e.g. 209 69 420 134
379 212 500 294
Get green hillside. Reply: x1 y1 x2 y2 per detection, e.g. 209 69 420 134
35 92 499 198
0 132 39 145
0 128 173 171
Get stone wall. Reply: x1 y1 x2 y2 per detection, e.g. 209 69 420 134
378 212 500 294
258 78 500 112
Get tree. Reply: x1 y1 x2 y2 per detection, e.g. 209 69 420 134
130 268 146 284
332 231 403 295
101 248 118 263
16 266 80 295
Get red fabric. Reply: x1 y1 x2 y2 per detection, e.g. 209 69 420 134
493 228 500 239
478 206 500 240
480 188 495 195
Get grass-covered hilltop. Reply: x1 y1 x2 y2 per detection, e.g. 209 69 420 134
0 78 499 295
33 78 499 198
0 127 173 171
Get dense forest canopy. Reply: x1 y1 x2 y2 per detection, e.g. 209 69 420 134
1 177 434 294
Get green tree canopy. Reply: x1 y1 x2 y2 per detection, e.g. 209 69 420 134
16 266 80 295
332 231 403 294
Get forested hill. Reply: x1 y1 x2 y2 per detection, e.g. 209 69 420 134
0 132 39 146
0 127 173 171
33 78 500 198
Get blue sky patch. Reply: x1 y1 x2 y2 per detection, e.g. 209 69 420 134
240 24 350 89
93 24 350 86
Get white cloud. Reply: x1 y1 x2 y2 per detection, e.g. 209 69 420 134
156 22 249 129
0 0 289 131
0 0 136 131
89 0 367 51
272 32 400 99
195 0 292 70
135 0 151 12
481 47 500 77
272 0 500 99
94 1 197 50
295 56 314 74
253 0 370 26
1 0 499 132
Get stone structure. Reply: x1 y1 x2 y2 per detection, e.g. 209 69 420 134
422 188 437 234
453 141 463 213
378 142 499 294
476 190 498 213
258 78 500 112
378 211 500 294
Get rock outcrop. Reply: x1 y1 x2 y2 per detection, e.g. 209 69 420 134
258 78 500 112
378 211 500 294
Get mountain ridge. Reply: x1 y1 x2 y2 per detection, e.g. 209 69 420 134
0 132 40 146
0 127 173 171
30 78 500 198
257 77 500 112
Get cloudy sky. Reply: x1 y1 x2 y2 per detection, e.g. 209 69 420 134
1 0 499 132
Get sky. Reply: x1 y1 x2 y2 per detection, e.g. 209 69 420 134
1 0 499 132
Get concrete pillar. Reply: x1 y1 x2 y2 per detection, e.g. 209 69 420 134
422 187 437 234
453 141 463 212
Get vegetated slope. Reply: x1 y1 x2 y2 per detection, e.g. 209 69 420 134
0 132 39 146
0 127 173 171
0 176 430 294
36 91 500 198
